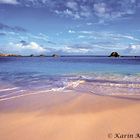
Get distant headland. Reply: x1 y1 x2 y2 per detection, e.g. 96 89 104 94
0 53 21 57
0 53 60 57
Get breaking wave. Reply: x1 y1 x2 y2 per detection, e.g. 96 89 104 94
0 73 140 101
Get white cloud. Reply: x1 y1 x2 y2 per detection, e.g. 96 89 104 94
77 30 140 43
28 33 49 41
2 31 50 43
94 3 107 15
54 10 61 15
78 35 85 38
124 44 140 54
79 31 93 34
0 0 18 4
131 0 136 3
80 11 91 17
56 43 140 55
122 35 140 41
2 0 138 21
63 9 81 19
55 2 91 19
66 2 78 11
63 9 74 17
86 22 92 26
94 2 112 20
93 1 137 21
68 30 76 34
108 34 140 42
80 5 91 17
3 41 46 55
61 46 90 54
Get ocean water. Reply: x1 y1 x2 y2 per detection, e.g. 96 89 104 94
0 56 140 101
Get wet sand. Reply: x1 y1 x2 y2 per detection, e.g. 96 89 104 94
0 91 140 140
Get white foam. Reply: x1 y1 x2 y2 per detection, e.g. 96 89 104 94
0 80 85 102
66 80 85 88
0 90 26 98
0 87 19 92
0 88 65 102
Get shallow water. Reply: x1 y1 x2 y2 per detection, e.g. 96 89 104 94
0 56 140 100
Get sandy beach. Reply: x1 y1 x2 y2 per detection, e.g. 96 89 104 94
0 91 140 140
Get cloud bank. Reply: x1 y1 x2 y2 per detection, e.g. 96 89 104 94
2 41 46 55
0 0 18 4
1 40 140 56
0 0 139 21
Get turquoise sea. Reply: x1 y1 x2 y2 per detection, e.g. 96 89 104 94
0 56 140 101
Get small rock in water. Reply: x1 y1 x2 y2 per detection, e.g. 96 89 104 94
109 52 120 57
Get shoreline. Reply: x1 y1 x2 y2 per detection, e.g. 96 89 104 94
0 91 140 140
0 55 140 57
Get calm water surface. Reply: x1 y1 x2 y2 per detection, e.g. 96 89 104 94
0 56 140 100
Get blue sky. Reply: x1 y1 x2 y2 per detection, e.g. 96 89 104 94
0 0 140 55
